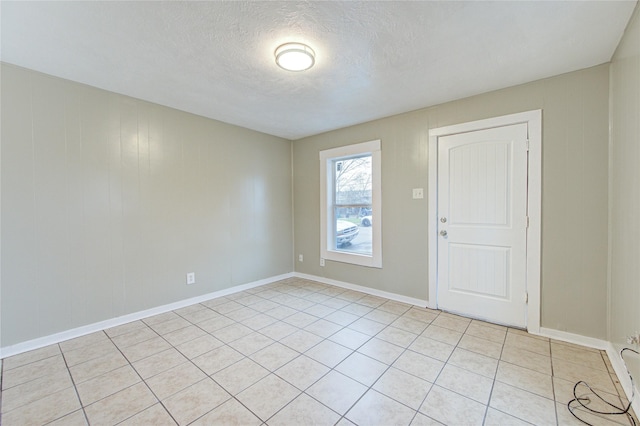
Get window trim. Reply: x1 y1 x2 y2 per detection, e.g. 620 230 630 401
319 140 382 268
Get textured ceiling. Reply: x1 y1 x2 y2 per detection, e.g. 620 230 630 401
1 1 636 140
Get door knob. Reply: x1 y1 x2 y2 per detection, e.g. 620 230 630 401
440 230 448 237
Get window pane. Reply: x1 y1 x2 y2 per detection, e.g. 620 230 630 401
335 156 372 206
333 155 372 255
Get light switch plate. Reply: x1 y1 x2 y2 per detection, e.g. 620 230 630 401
413 188 424 199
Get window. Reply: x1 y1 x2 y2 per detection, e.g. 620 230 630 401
320 140 381 268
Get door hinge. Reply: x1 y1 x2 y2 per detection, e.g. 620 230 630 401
526 139 530 152
525 292 529 304
526 216 530 228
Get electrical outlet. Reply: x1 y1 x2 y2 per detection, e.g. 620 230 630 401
320 258 325 267
627 331 640 346
298 254 303 262
186 272 195 285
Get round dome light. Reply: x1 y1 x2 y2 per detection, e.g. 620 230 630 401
275 42 315 72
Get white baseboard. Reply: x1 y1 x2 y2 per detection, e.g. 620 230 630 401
536 327 609 350
293 272 430 308
606 343 640 418
0 272 293 359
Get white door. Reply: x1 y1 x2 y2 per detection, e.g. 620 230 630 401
437 123 528 327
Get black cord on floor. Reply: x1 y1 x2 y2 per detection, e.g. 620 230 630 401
567 348 638 426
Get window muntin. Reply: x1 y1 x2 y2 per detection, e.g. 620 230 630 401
320 140 381 268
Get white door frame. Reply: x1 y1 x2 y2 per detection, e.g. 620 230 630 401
428 110 542 333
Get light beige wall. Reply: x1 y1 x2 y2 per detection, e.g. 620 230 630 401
609 3 640 387
1 63 293 347
293 64 610 339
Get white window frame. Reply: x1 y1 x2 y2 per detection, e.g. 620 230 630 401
320 140 382 268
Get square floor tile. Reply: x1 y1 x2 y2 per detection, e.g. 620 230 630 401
373 367 432 410
163 378 230 425
421 325 463 346
280 330 323 353
241 313 278 330
104 321 147 339
420 385 485 426
484 407 531 425
304 304 337 318
391 316 429 334
335 352 388 386
409 336 454 362
348 318 387 336
146 362 207 400
250 342 299 371
282 311 318 328
268 393 340 425
197 316 236 333
325 310 359 326
364 309 399 325
393 350 444 383
500 344 551 375
504 333 550 356
306 370 367 415
551 341 608 371
2 344 61 371
162 325 207 346
402 308 439 324
211 323 253 344
376 326 418 348
212 357 269 395
236 374 301 421
305 340 352 368
1 386 81 426
496 360 553 399
259 321 298 340
553 357 618 395
378 301 412 316
358 338 405 364
119 337 172 363
227 332 274 355
59 332 109 353
132 348 187 379
447 347 498 378
191 398 262 426
328 328 370 350
304 319 343 338
76 364 141 406
119 403 176 425
1 369 72 413
84 382 157 425
175 334 224 359
431 315 471 333
110 327 157 349
192 345 244 375
346 389 416 426
275 355 330 390
465 322 506 344
489 381 556 425
148 317 191 335
63 340 121 367
47 409 88 426
435 363 493 404
457 334 502 359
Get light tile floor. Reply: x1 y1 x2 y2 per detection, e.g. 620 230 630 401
1 278 637 425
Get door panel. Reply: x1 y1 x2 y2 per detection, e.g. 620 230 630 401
437 123 528 327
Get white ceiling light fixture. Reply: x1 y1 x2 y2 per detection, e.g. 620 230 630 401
275 42 315 72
